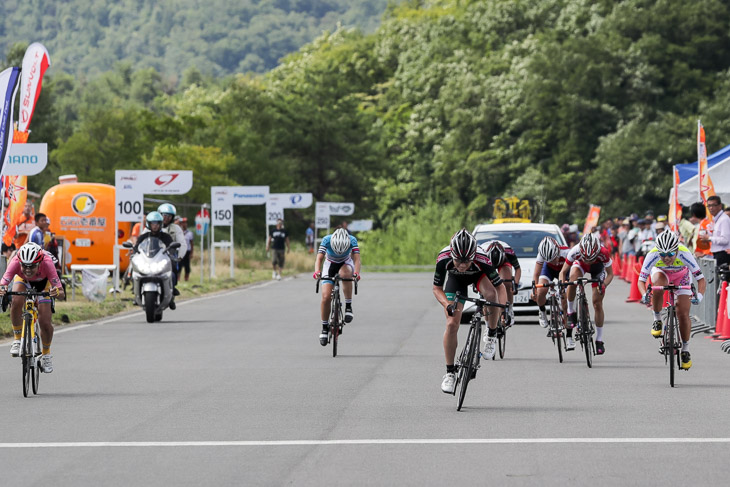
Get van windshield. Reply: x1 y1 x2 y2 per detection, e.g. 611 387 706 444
475 230 564 259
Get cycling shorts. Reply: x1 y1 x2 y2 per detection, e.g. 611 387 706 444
650 267 692 296
539 262 561 282
570 261 606 287
12 275 52 303
321 257 354 284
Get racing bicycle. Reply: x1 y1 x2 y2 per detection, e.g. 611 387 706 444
533 281 567 363
449 292 507 411
645 284 695 387
316 275 358 358
564 278 601 368
3 290 52 397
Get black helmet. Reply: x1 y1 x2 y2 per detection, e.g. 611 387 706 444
483 241 506 267
450 228 477 262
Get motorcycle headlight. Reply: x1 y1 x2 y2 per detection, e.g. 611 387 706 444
151 258 171 274
133 259 152 276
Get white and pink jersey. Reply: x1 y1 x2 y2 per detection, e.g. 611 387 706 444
565 244 613 271
1 251 62 288
536 245 570 271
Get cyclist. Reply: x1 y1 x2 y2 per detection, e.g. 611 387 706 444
636 231 705 370
0 242 64 373
313 228 361 345
559 233 614 356
480 240 521 323
532 237 573 347
433 229 505 394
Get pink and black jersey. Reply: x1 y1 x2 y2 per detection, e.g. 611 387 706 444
1 251 62 288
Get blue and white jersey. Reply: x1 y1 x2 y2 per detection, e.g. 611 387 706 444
319 234 360 263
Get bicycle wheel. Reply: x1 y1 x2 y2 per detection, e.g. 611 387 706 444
32 328 40 395
579 298 593 368
457 324 477 411
550 300 563 363
667 307 676 387
331 292 341 358
22 315 32 397
498 316 507 359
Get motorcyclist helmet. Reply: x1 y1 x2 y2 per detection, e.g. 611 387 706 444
157 203 176 217
146 211 164 230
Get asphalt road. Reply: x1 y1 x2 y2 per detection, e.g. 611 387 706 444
1 272 729 486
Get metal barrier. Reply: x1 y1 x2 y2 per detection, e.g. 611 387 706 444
690 257 717 336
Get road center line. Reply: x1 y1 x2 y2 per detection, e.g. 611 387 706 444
1 438 729 448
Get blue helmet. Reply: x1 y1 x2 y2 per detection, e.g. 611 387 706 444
157 203 176 217
146 211 163 229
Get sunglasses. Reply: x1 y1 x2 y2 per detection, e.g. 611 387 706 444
453 257 472 265
21 263 39 271
659 251 676 258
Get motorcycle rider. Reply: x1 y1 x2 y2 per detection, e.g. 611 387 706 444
135 211 177 309
155 204 187 299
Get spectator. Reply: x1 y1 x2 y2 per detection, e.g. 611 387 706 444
618 219 631 257
655 221 666 235
305 221 315 254
28 213 60 267
699 195 730 267
180 217 194 281
678 205 695 252
691 202 711 257
13 201 35 248
636 219 656 257
561 223 570 244
266 219 290 280
567 224 579 247
341 220 351 235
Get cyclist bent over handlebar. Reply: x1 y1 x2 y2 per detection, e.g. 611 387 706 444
433 229 506 394
313 228 361 346
0 242 64 373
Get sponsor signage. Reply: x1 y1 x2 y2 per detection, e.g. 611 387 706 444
315 202 330 230
266 198 284 225
114 170 193 222
348 220 373 232
264 193 313 225
2 143 47 175
327 202 355 216
211 186 270 226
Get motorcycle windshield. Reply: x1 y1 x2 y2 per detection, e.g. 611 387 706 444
138 236 164 258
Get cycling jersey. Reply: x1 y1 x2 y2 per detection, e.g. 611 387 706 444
638 245 705 283
565 245 613 269
479 240 520 270
1 250 62 289
318 234 360 263
433 246 502 288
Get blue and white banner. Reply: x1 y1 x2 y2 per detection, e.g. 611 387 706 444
0 67 21 177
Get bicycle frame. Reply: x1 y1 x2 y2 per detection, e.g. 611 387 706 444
534 281 567 363
564 278 601 368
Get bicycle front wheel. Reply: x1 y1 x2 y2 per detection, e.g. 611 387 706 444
498 323 506 359
667 307 676 387
579 299 593 368
457 325 478 411
22 315 32 397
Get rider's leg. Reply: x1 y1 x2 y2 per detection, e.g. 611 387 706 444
320 282 333 322
443 301 464 366
676 295 692 344
37 302 54 354
10 281 26 342
340 264 354 300
567 266 582 312
650 272 668 317
477 278 502 330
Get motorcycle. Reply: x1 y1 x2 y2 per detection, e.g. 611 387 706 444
122 238 180 323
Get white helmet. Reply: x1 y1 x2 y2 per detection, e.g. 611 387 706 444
655 231 680 254
17 242 44 266
330 228 351 255
538 236 560 262
578 233 601 260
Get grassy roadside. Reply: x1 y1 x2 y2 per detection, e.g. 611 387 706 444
0 246 314 338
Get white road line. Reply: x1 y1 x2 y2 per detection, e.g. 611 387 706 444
1 438 729 448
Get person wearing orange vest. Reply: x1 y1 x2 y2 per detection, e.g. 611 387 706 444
690 203 712 258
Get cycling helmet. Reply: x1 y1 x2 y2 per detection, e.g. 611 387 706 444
578 233 601 260
484 241 506 267
450 228 477 262
146 211 163 230
17 242 43 266
655 230 680 254
330 228 351 255
538 236 560 262
157 203 176 216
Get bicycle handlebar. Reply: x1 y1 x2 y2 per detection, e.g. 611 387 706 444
452 291 508 309
315 275 358 295
5 290 52 297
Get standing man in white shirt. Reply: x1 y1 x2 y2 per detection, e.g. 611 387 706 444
699 196 730 268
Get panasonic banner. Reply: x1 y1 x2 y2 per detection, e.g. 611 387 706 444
210 185 270 278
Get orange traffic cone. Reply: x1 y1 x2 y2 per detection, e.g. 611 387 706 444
626 256 643 302
623 254 634 282
713 282 730 340
613 252 622 276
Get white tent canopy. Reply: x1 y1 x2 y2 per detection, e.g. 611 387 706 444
676 144 730 206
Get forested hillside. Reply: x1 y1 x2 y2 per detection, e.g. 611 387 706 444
4 0 730 256
0 0 387 77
